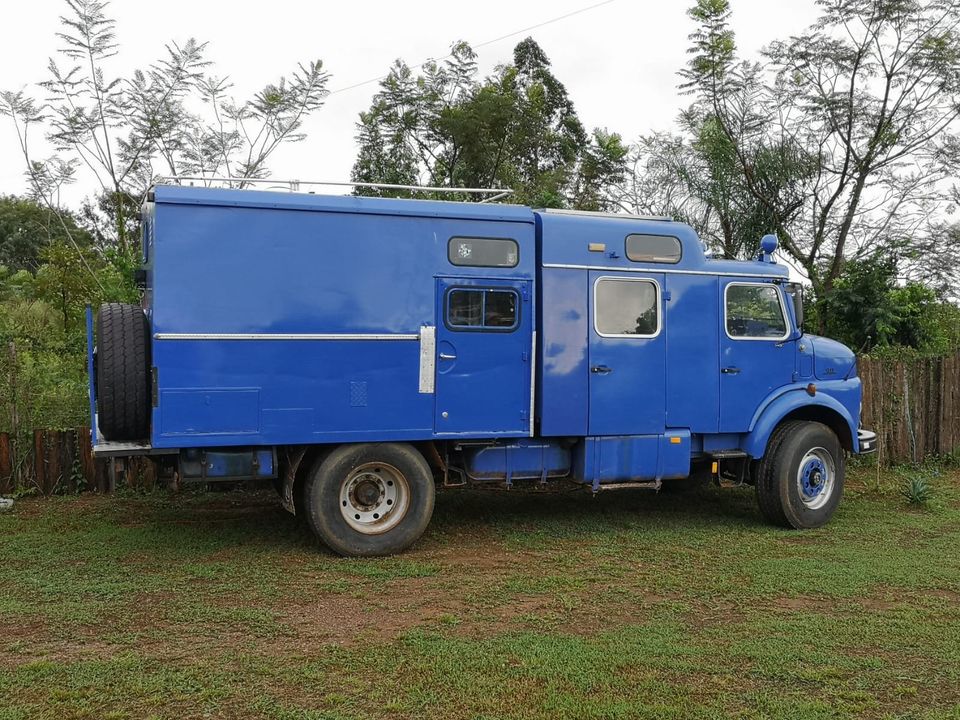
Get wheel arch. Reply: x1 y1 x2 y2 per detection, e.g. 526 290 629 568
744 390 856 458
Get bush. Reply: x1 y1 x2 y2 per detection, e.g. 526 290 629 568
900 473 934 506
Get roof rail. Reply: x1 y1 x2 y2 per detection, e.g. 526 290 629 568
154 176 514 203
540 208 673 222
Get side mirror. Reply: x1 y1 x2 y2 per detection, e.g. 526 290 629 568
785 282 803 331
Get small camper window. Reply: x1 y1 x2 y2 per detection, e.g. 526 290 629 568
594 278 660 338
625 234 682 264
447 288 518 331
448 237 519 267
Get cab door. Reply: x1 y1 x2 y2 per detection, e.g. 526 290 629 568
587 272 666 436
434 277 532 436
719 279 796 432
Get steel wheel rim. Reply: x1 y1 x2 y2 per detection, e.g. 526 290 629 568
797 447 835 510
339 462 410 534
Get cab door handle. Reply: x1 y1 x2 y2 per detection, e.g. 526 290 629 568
591 365 613 374
439 352 457 361
721 367 741 375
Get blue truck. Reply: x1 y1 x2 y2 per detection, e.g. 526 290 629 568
88 182 877 556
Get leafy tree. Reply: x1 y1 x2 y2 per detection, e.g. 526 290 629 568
818 254 959 353
642 0 960 297
352 38 628 209
1 0 329 264
0 195 91 272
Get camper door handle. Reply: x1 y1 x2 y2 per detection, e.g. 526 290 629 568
721 366 741 375
591 365 613 374
439 352 457 361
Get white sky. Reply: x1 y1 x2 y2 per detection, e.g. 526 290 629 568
0 0 822 206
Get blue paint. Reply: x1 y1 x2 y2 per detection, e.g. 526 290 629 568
435 277 532 435
719 278 798 433
800 455 827 499
462 440 570 481
179 447 275 480
89 185 876 489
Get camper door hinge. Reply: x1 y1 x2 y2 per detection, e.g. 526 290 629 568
521 284 530 301
522 350 529 362
663 290 672 301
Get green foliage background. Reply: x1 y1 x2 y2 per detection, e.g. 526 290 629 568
0 196 137 437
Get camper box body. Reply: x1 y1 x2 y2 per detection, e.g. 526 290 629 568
88 184 876 553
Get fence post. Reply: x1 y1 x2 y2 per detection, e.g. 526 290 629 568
79 426 95 491
33 429 46 495
0 433 11 495
47 431 63 495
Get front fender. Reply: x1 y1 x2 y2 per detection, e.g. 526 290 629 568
743 384 859 457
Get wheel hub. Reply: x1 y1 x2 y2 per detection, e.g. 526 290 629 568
339 463 409 535
352 476 383 508
797 449 835 511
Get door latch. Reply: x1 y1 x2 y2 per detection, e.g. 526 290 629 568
721 367 741 375
590 365 613 374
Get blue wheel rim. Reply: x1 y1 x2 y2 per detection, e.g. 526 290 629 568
796 448 835 511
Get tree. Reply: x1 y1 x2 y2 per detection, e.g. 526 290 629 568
648 0 960 297
351 38 628 209
818 253 959 352
618 119 805 260
0 195 91 272
1 0 329 263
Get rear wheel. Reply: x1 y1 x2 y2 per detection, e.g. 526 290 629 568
95 303 151 441
755 421 844 529
303 443 435 556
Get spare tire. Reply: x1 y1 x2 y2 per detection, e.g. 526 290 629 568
96 303 151 441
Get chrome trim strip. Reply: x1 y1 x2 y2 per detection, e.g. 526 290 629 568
529 330 537 437
418 326 436 394
154 332 420 341
542 262 784 279
540 208 672 222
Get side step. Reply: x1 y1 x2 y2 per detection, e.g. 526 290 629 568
595 479 662 492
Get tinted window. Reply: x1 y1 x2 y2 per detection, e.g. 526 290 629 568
449 237 519 267
595 278 659 337
448 289 483 327
625 234 682 264
447 289 518 331
726 284 787 339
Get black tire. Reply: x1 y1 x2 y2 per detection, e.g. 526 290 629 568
755 421 844 529
303 443 435 557
96 303 151 441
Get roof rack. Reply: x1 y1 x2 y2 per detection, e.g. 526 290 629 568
541 208 673 222
154 176 514 203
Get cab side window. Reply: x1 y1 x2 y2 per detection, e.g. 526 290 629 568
726 284 788 339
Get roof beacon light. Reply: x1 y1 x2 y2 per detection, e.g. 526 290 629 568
759 234 778 262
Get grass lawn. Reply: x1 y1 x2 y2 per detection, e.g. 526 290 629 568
1 462 959 719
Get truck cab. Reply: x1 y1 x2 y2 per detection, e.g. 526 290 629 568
89 182 877 556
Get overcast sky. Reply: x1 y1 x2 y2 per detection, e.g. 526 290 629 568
0 0 822 206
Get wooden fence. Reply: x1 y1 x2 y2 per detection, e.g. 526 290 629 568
0 427 156 496
0 354 957 495
859 354 960 465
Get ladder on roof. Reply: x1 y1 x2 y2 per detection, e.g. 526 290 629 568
154 176 514 203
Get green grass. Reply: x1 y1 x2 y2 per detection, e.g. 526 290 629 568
1 466 959 719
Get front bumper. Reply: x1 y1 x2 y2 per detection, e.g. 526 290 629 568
858 429 878 454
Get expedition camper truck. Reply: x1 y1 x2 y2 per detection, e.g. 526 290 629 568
89 182 877 556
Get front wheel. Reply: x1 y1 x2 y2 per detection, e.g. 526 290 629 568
303 443 435 556
755 421 844 529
